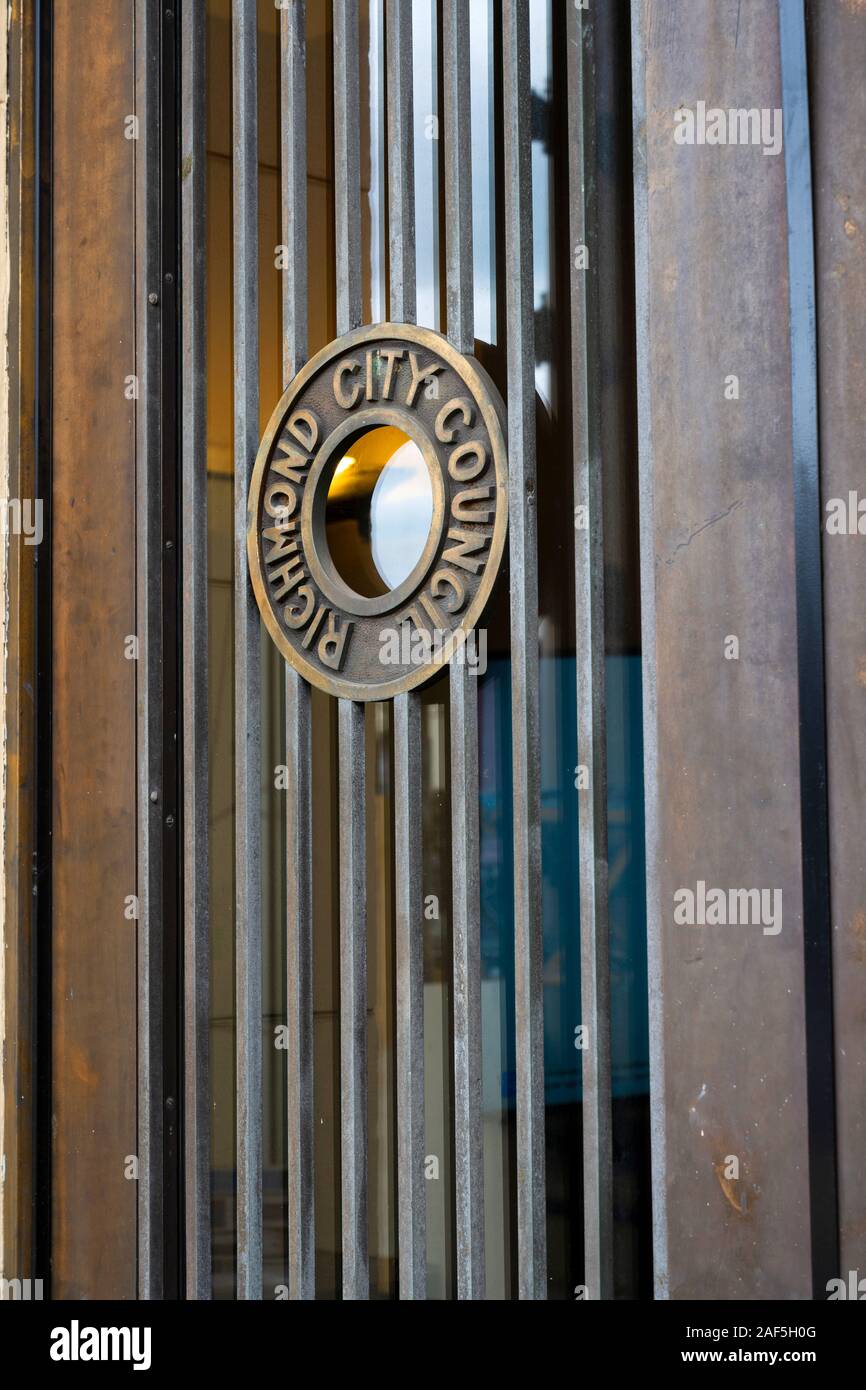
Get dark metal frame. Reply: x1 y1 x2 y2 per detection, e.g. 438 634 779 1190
779 0 839 1298
135 0 184 1299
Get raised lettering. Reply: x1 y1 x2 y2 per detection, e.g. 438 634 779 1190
406 352 443 408
287 409 319 452
435 397 473 443
318 612 353 670
430 567 466 613
265 483 298 518
442 527 490 575
452 485 494 523
284 586 316 629
448 440 487 482
380 349 404 399
333 359 361 409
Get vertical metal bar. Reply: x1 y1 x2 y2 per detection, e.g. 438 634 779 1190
280 0 315 1303
386 0 415 323
232 0 262 1302
778 0 839 1298
385 0 424 1301
282 0 308 383
443 0 484 1301
338 699 368 1299
181 0 211 1301
394 693 425 1298
502 0 546 1300
630 0 668 1301
566 0 612 1302
333 0 368 1303
443 0 473 356
333 0 362 333
450 666 484 1300
285 672 314 1299
134 0 164 1302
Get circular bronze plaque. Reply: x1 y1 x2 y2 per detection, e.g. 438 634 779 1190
247 323 508 701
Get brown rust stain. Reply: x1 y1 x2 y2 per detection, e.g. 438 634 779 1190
713 1159 752 1217
857 655 866 688
851 909 866 965
70 1048 100 1091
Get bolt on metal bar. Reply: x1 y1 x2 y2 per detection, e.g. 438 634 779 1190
180 0 211 1301
394 692 426 1299
566 0 612 1303
443 0 484 1301
280 0 315 1303
338 698 369 1299
386 0 416 324
334 0 362 334
502 0 546 1300
232 0 262 1302
134 0 165 1302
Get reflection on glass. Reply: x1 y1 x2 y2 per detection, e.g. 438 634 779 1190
325 427 434 596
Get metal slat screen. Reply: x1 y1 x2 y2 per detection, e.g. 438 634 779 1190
176 0 609 1301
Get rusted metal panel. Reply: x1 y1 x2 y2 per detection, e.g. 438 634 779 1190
2 0 37 1284
810 0 866 1284
134 0 165 1302
632 0 811 1299
51 0 137 1299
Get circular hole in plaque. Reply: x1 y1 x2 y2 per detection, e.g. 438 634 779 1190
324 425 434 598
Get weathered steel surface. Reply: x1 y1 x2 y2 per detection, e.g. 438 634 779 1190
51 0 137 1299
338 698 369 1299
334 0 362 334
633 0 811 1298
810 0 866 1284
442 0 473 358
502 0 546 1300
181 0 210 1300
3 0 37 1281
779 0 838 1299
394 691 426 1298
567 0 612 1303
134 0 166 1301
280 0 316 1303
386 0 415 324
285 669 315 1298
443 0 484 1301
232 0 262 1301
